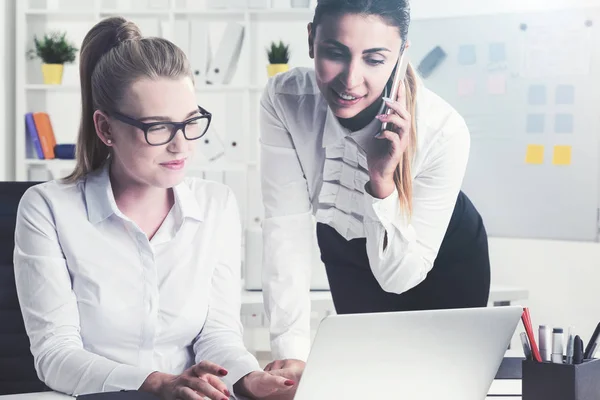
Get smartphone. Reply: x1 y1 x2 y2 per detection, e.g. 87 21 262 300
379 45 410 134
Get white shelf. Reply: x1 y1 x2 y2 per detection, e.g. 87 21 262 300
25 9 96 17
16 0 303 230
26 84 80 91
99 9 170 16
173 9 246 16
25 159 75 166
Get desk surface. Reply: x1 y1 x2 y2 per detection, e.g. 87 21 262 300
0 392 521 399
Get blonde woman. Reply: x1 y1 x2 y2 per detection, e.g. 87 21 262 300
14 17 295 400
261 0 491 375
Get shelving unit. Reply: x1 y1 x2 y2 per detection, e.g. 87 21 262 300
16 0 316 231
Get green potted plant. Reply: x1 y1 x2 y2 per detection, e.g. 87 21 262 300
266 40 290 78
28 31 78 85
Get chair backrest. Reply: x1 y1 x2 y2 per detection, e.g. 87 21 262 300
0 181 49 394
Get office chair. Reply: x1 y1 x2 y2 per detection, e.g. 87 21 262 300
0 181 49 394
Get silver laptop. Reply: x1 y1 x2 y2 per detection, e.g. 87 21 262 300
294 306 523 400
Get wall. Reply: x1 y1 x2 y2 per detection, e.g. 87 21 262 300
410 0 600 346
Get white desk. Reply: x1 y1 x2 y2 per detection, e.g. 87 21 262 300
0 390 521 399
0 395 522 400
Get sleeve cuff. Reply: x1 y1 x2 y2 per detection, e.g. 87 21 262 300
223 353 261 394
363 185 415 243
270 334 311 362
103 364 155 392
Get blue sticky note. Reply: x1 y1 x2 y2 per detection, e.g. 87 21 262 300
528 85 547 105
555 114 574 133
526 114 545 133
489 42 506 63
556 85 575 105
458 45 476 65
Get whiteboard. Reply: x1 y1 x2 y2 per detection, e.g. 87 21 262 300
408 7 600 241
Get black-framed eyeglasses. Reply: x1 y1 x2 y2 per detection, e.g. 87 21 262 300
109 105 212 146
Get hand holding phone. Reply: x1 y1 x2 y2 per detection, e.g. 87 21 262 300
377 46 410 136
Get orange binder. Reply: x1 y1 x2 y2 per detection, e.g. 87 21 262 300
32 112 57 159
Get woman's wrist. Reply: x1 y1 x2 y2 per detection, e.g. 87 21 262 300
233 371 256 397
139 371 167 395
367 175 396 199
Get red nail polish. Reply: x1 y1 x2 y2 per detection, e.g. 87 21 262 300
219 369 228 375
224 389 231 397
284 380 295 386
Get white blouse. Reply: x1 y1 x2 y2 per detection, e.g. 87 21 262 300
13 162 260 396
259 67 471 361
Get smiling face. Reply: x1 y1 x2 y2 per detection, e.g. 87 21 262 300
308 12 404 119
94 76 201 189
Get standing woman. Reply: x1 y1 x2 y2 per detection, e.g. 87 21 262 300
260 0 490 371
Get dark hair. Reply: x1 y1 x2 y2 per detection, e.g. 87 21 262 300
313 0 410 43
313 0 418 217
64 16 193 183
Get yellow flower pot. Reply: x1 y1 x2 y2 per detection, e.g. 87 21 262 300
267 64 289 77
42 63 64 85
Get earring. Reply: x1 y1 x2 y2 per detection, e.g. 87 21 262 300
107 139 112 144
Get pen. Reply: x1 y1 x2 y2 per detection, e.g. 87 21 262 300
566 331 574 364
552 328 564 364
521 308 542 362
539 325 552 362
520 332 533 360
584 322 600 359
574 335 584 364
589 342 598 359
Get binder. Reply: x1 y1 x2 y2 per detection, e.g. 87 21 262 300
224 170 248 227
202 170 224 184
245 166 263 231
25 113 44 159
32 112 57 159
196 127 226 162
189 21 211 84
206 22 245 85
223 93 244 162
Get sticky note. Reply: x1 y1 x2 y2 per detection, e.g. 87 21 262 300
528 85 547 105
458 78 476 96
555 113 574 133
525 144 544 164
487 73 506 95
556 85 575 104
526 114 545 133
458 45 477 65
553 145 572 165
489 42 506 63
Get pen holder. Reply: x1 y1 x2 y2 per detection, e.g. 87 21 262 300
522 358 600 400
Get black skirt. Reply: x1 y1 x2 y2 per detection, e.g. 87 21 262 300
316 191 491 314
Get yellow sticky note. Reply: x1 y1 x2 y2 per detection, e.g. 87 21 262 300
525 144 544 164
553 145 572 165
